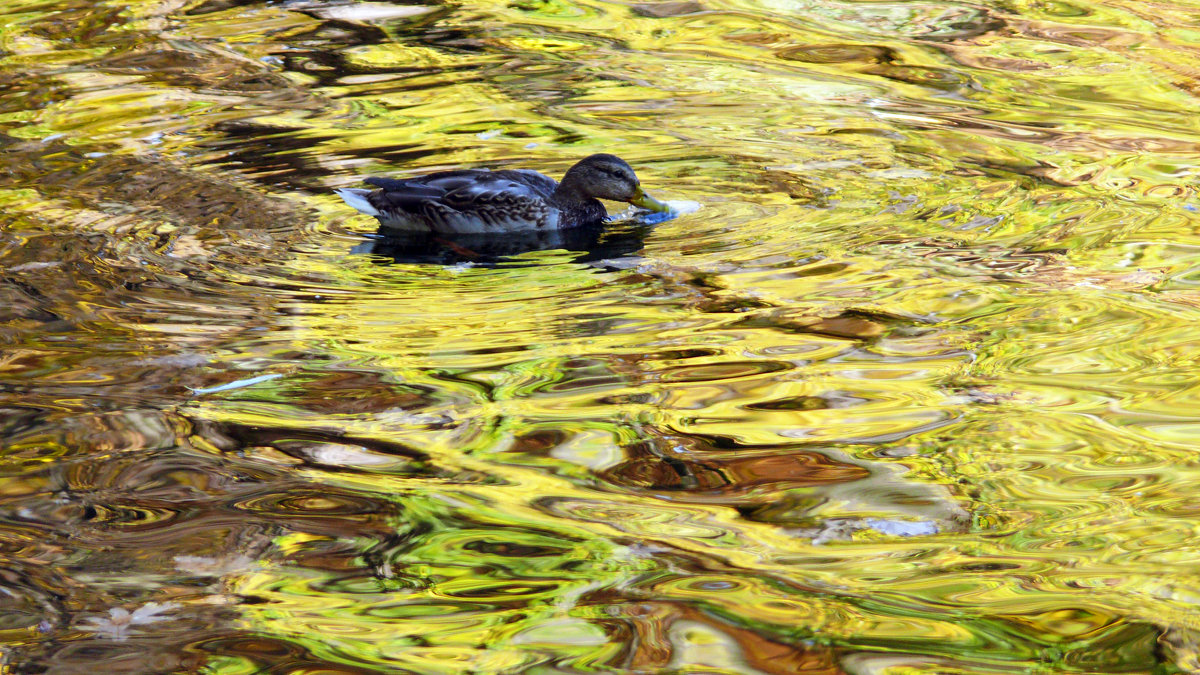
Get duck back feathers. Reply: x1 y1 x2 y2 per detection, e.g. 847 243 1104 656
338 168 601 234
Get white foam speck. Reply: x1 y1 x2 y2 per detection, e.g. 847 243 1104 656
664 199 702 215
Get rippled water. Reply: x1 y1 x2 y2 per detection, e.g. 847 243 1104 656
4 0 1200 671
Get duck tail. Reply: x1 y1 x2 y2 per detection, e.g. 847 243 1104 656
335 188 381 217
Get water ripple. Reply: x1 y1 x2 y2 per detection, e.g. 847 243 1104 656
3 0 1200 670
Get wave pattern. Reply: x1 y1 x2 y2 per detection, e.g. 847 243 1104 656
3 0 1200 671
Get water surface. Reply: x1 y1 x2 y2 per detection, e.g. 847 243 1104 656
3 0 1200 672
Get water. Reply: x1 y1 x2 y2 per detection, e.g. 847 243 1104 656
2 0 1200 672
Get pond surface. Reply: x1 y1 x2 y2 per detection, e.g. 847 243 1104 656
3 0 1200 672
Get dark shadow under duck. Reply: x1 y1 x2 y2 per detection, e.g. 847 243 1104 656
335 153 671 234
350 221 653 267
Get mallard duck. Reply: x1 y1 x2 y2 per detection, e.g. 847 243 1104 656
335 153 671 234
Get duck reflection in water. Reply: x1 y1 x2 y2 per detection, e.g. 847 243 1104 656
349 220 655 266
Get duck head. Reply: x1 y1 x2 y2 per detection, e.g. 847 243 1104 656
559 154 672 213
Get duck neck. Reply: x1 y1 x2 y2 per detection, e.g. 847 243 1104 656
552 174 607 224
552 168 592 205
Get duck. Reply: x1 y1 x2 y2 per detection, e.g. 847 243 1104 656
335 153 672 234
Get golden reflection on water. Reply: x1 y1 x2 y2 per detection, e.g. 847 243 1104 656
4 0 1200 671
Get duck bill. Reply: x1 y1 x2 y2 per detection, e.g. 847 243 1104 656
629 187 671 213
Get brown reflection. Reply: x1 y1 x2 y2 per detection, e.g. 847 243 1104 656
630 1 706 18
36 640 208 674
744 394 832 411
730 308 895 339
0 406 411 669
1 142 309 233
603 448 869 495
101 44 310 96
195 634 382 675
593 421 970 532
776 44 896 65
594 422 885 515
604 600 844 674
262 370 442 416
189 418 445 472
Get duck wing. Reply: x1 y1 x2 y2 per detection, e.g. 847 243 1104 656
365 169 557 207
361 168 561 233
489 169 558 198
